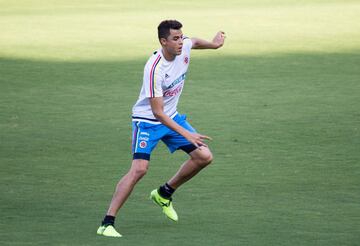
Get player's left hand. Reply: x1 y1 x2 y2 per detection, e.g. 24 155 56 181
212 31 226 49
186 132 212 148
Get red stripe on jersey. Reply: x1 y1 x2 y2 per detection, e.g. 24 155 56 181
149 55 161 97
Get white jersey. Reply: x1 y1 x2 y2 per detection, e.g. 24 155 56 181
132 37 192 124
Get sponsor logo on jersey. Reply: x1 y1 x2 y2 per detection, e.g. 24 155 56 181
163 85 183 97
140 132 150 136
139 136 149 141
167 73 186 89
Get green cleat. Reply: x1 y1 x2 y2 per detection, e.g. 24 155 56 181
150 189 178 221
97 225 122 237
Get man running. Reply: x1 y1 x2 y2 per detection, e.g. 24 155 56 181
97 19 225 237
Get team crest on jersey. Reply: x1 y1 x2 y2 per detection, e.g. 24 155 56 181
139 141 147 148
184 56 189 64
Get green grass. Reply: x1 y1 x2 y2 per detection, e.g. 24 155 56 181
1 0 360 245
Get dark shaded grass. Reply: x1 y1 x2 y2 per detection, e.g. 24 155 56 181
0 52 359 245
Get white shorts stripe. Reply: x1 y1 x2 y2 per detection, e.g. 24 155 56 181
134 121 141 153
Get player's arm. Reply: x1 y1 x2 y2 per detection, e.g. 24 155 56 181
191 31 226 49
149 97 211 148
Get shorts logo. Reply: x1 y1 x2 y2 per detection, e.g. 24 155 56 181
184 56 189 64
139 141 147 148
139 136 149 141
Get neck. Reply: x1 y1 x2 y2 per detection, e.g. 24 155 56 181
161 48 176 61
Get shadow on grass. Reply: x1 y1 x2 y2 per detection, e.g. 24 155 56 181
1 52 359 160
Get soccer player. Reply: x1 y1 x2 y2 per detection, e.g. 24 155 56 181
97 20 225 237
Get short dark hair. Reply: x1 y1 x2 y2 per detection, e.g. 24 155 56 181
158 20 183 40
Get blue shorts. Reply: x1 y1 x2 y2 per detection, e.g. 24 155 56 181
131 114 197 160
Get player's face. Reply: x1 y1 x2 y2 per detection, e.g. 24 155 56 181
162 29 183 56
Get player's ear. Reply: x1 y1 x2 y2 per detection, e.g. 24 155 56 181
160 37 167 46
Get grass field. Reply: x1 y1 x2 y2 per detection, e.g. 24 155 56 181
1 0 360 245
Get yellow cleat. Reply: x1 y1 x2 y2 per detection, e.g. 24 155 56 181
150 189 178 221
97 225 122 237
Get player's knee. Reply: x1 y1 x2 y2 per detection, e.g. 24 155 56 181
130 160 149 180
130 167 148 182
134 166 148 178
202 151 213 166
195 149 213 167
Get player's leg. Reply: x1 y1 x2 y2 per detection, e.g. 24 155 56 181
97 159 149 237
149 146 213 221
167 146 213 189
107 159 149 216
161 114 213 190
150 114 213 221
98 120 159 237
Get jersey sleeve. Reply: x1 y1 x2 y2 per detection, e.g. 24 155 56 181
182 36 193 53
143 55 163 98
